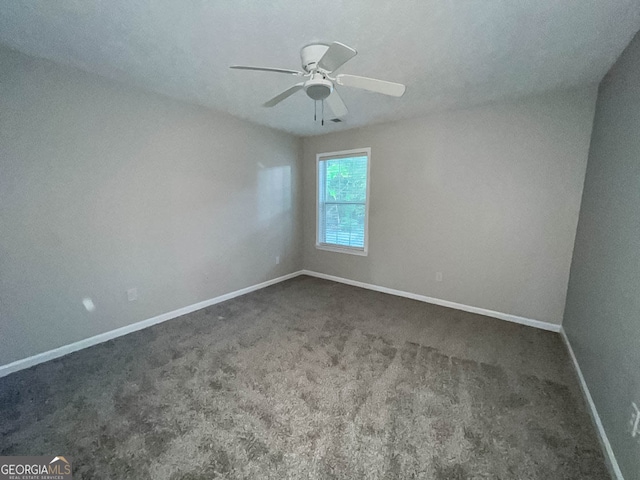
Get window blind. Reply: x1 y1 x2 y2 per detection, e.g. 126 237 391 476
318 154 368 249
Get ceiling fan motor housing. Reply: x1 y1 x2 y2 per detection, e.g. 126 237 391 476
301 43 330 72
305 74 333 100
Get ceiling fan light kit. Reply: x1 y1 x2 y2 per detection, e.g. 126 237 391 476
230 41 406 125
305 74 333 101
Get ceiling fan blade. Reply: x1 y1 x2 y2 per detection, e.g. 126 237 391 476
318 42 357 72
263 83 305 107
336 74 406 97
325 89 348 118
230 65 303 76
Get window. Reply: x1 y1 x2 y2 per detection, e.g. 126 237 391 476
316 148 370 255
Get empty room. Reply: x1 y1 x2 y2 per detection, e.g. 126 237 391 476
1 1 640 479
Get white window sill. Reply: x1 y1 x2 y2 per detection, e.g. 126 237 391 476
315 243 368 256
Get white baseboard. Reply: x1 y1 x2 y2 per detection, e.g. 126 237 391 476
0 269 562 379
560 329 624 480
301 270 561 332
0 271 304 379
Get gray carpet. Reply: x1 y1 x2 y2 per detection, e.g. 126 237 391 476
0 276 609 479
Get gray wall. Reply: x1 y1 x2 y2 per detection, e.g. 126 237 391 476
303 87 597 325
563 33 640 479
0 46 302 366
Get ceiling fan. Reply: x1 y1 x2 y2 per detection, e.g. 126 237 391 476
230 42 406 124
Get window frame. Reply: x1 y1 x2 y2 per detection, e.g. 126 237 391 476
315 147 371 256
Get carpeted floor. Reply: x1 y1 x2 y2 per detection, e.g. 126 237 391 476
0 276 609 479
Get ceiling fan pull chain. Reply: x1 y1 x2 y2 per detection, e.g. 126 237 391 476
314 100 317 121
322 99 324 126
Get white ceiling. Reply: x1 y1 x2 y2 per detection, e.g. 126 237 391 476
1 1 639 137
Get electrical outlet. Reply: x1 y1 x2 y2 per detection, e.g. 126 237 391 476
276 255 280 265
631 402 640 438
436 272 443 282
127 288 138 302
